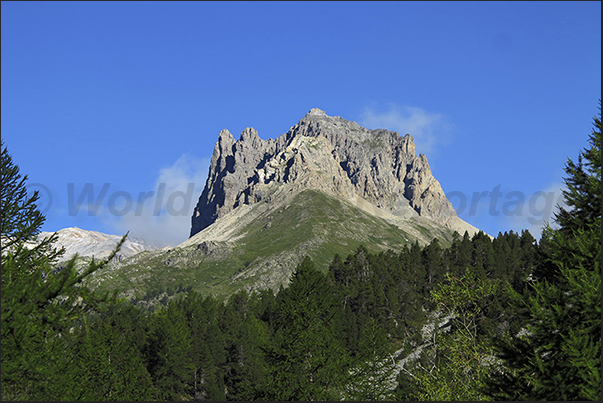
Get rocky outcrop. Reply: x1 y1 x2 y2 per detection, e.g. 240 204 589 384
190 108 471 238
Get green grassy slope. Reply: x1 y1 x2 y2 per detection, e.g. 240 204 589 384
87 190 454 301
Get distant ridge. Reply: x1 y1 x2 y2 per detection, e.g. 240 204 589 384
38 227 162 262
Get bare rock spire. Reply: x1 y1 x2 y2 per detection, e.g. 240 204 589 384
190 108 466 238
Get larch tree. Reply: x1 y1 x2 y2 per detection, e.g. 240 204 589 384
1 140 125 400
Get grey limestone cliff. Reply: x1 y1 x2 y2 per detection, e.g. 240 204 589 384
190 108 474 238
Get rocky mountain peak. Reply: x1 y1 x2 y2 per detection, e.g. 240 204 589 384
190 109 477 238
239 127 260 142
218 128 233 140
305 107 328 117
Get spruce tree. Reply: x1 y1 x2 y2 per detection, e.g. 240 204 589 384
487 100 601 401
554 100 601 235
263 257 350 400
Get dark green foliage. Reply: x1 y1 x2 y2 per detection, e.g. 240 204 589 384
554 100 601 236
0 218 540 400
145 304 195 400
221 291 271 401
470 230 496 277
421 238 445 296
488 223 601 400
263 257 350 400
59 306 154 400
448 230 473 276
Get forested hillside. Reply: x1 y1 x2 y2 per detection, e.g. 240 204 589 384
1 102 600 401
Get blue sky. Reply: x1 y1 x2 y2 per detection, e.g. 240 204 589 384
2 1 601 245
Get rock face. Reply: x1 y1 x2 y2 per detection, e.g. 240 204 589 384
191 108 474 238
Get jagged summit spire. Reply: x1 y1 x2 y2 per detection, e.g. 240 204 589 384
305 108 328 117
189 108 480 239
218 128 233 140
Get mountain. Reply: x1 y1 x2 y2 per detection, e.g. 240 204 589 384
190 107 476 237
37 227 162 262
88 108 480 299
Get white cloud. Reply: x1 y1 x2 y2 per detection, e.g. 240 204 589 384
100 154 210 247
360 104 453 155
